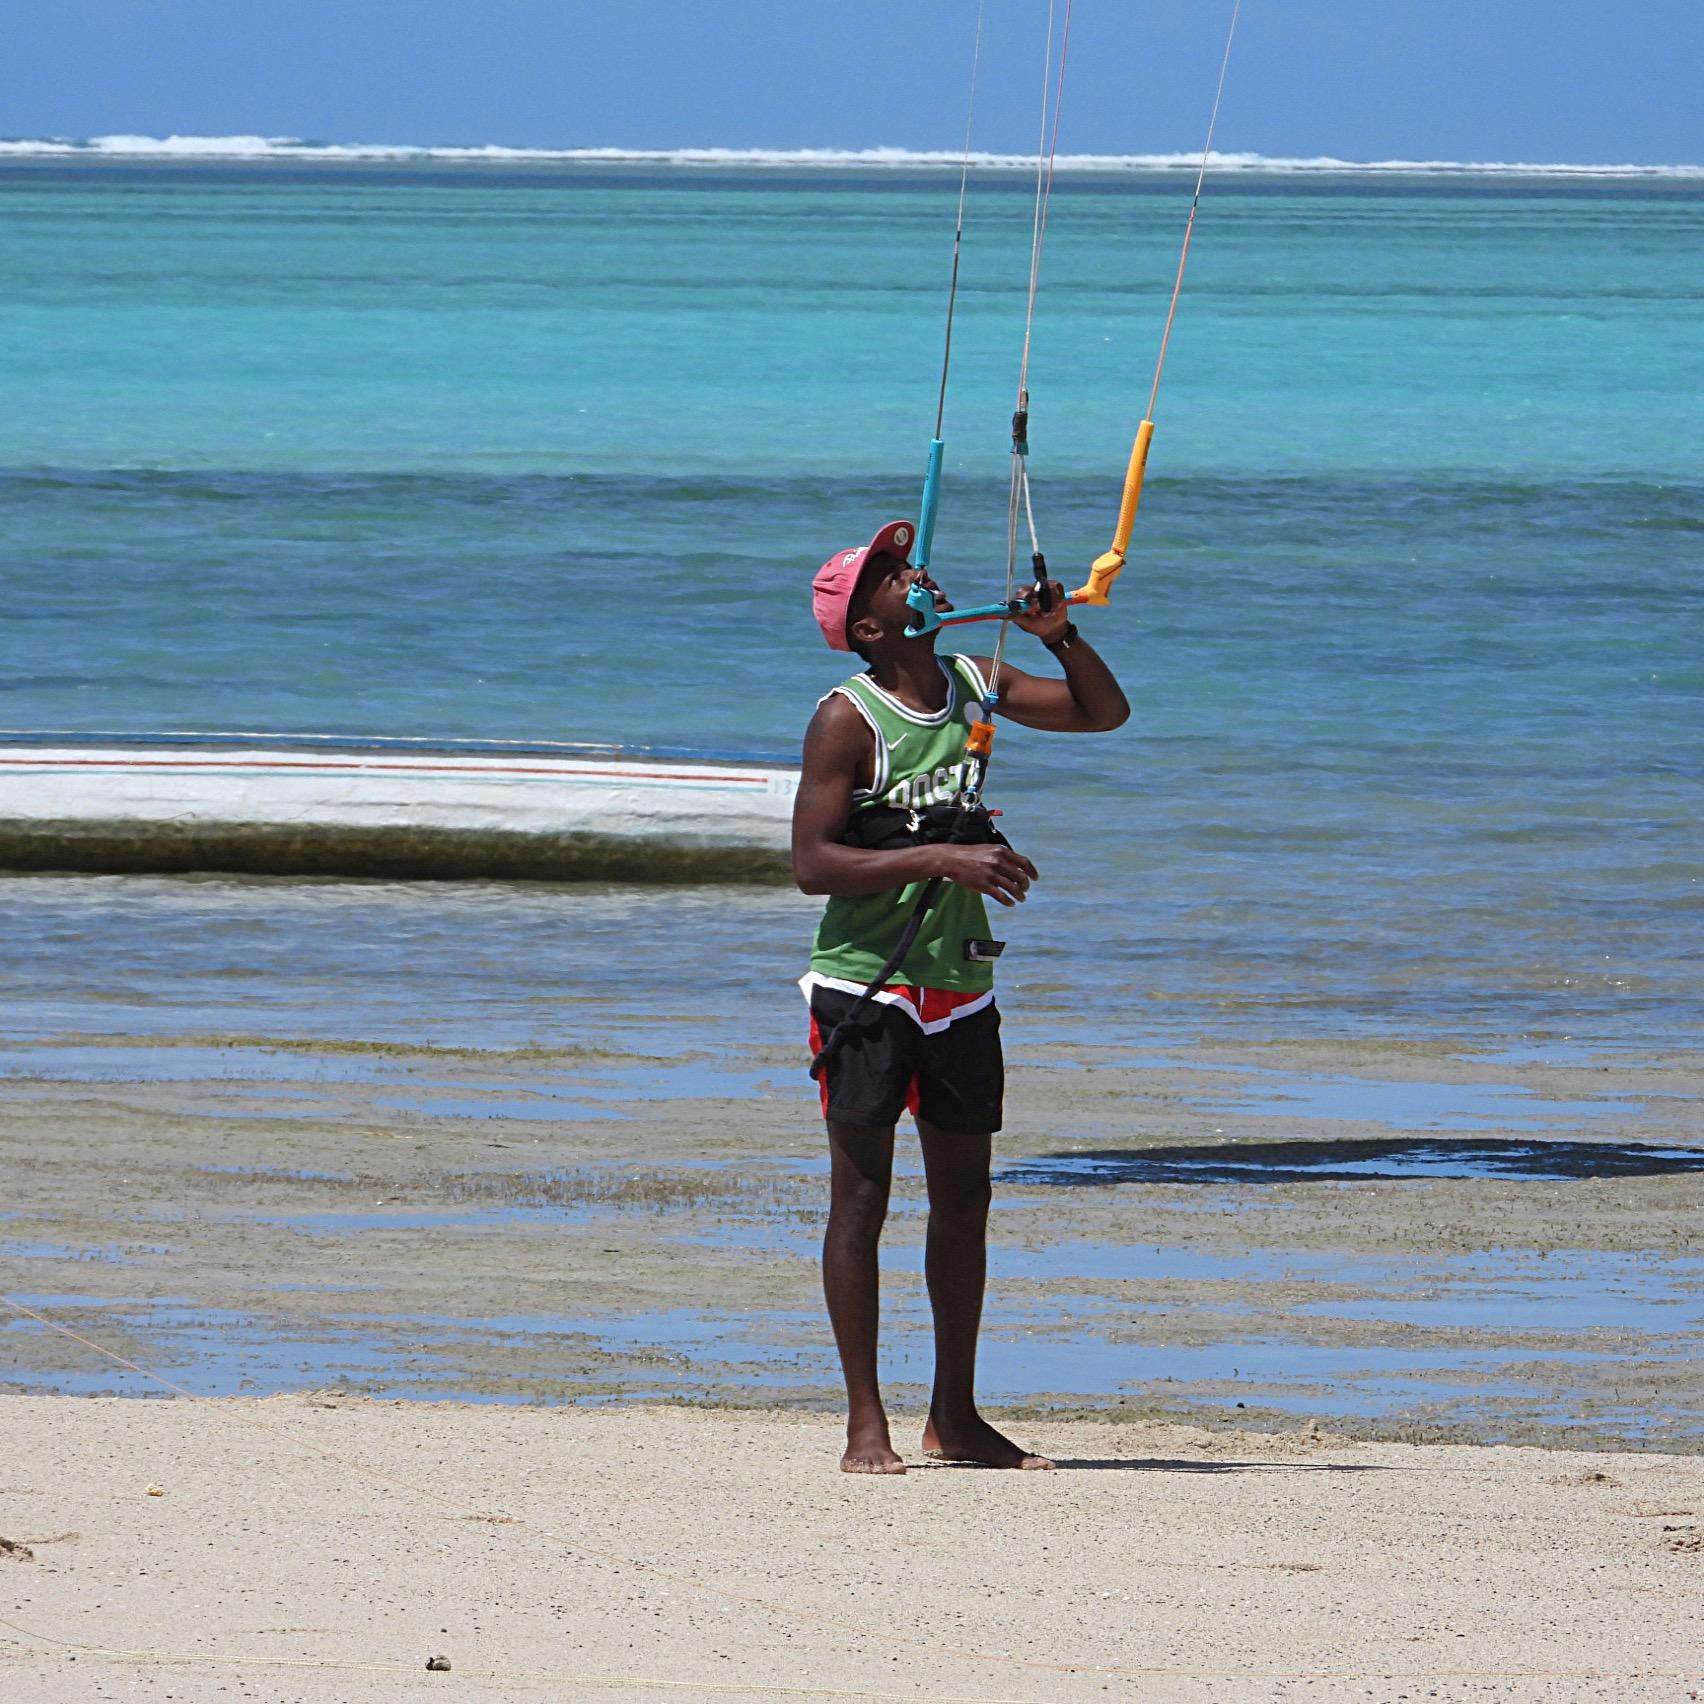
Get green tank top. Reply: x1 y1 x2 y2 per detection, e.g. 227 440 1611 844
809 653 996 993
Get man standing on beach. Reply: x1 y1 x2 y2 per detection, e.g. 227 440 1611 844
793 520 1129 1473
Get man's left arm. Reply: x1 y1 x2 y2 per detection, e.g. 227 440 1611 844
970 580 1129 733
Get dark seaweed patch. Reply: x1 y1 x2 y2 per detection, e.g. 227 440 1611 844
1001 1136 1704 1187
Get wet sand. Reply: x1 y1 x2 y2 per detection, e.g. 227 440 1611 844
2 1397 1701 1701
3 1033 1702 1447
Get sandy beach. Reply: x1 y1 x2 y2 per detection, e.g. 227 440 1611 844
1 1397 1700 1701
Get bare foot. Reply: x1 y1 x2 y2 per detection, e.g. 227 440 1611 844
841 1419 907 1475
922 1414 1054 1470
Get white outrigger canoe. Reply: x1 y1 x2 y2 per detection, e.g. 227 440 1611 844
0 733 799 883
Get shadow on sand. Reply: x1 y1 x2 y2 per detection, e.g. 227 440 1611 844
923 1458 1391 1474
1001 1136 1704 1188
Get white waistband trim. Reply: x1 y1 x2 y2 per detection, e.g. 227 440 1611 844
798 972 995 1035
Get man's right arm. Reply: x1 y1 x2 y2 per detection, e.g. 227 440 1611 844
790 696 1038 906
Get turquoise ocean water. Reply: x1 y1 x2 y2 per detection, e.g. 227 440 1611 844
2 157 1701 1055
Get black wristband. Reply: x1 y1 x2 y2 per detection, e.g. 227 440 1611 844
1044 622 1079 654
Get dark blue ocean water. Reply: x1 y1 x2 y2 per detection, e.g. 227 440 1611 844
1 162 1700 1053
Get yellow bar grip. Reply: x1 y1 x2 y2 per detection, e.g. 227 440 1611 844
1069 417 1155 606
1109 417 1156 557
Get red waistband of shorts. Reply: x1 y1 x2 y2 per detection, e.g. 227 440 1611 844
798 972 994 1033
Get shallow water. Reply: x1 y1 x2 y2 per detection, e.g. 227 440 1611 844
1184 1071 1644 1130
9 1161 1702 1438
0 1035 787 1119
8 1283 1691 1438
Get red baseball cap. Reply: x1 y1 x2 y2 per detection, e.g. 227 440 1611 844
812 519 915 652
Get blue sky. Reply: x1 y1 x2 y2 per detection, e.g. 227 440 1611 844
5 0 1700 165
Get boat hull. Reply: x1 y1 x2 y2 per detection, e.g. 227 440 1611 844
0 741 800 883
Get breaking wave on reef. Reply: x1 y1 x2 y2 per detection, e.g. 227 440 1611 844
2 134 1702 178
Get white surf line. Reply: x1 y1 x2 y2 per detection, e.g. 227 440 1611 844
3 136 1701 176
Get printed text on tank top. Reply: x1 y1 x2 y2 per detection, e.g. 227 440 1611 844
828 655 992 808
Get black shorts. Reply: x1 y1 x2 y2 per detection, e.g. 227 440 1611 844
807 986 1003 1134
